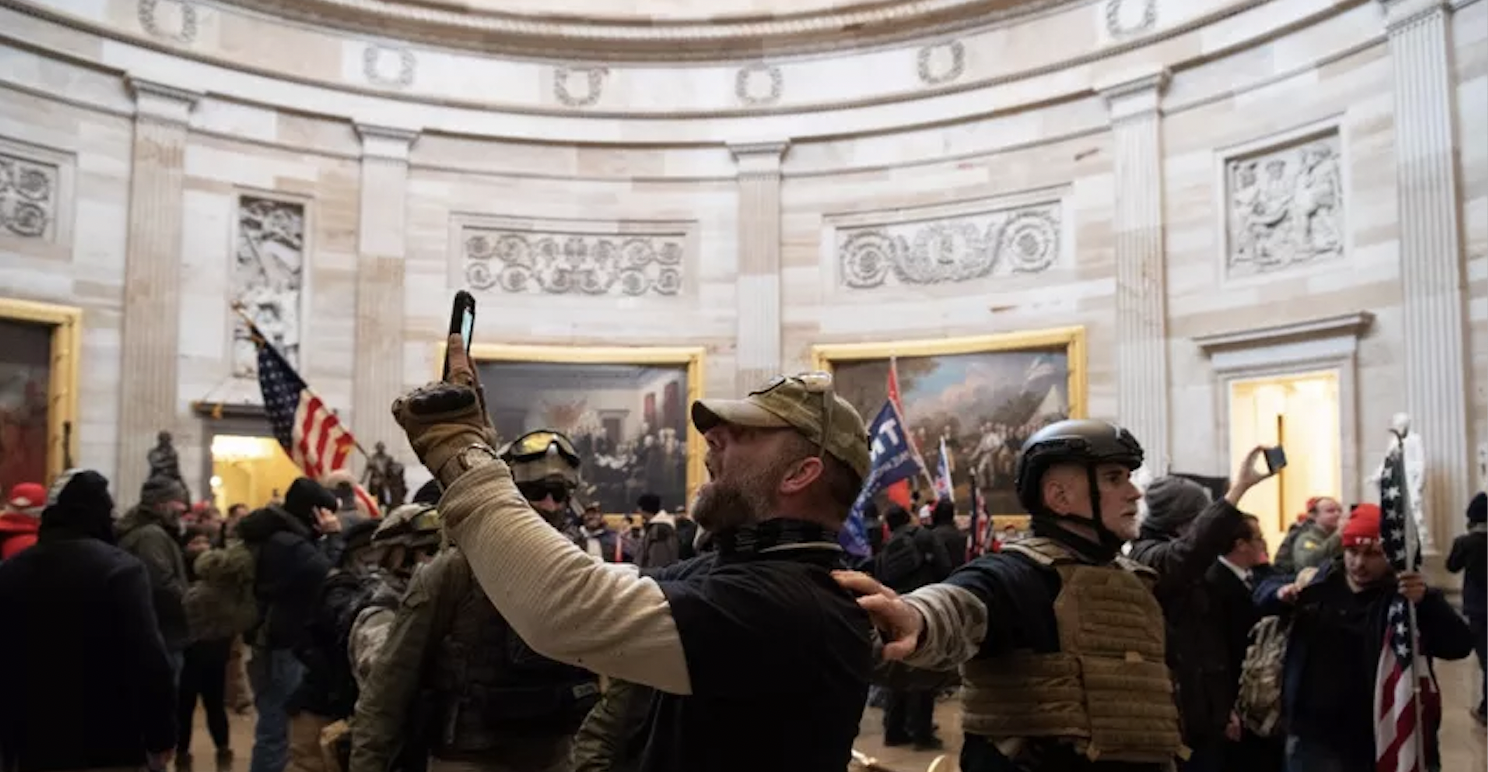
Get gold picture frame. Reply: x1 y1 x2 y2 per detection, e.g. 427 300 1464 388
0 297 83 485
811 326 1086 527
436 341 707 515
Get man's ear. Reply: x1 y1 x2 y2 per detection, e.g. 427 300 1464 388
778 456 825 496
1042 472 1072 515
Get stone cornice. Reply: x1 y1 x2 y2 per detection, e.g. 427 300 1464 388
225 0 1078 62
355 124 420 162
1096 66 1170 121
1194 311 1376 353
126 76 201 124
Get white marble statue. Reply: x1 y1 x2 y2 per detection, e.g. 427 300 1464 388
1374 412 1433 553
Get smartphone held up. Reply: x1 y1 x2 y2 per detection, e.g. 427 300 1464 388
443 291 476 380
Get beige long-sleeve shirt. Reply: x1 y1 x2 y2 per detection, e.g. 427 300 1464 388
442 460 693 695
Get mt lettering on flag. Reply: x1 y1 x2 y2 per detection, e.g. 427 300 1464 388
840 401 924 558
1373 443 1436 772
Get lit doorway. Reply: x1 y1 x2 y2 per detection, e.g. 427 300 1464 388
210 435 301 512
1228 370 1342 554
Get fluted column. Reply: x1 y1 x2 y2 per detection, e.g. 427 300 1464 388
728 140 788 394
1100 70 1171 472
1381 0 1471 548
117 77 198 501
353 125 417 469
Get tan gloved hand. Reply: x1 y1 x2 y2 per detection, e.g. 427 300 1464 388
391 333 499 487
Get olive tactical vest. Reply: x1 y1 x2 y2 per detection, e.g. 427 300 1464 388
959 538 1186 764
430 552 600 758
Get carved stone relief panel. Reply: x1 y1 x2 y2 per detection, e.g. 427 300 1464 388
460 218 688 297
735 64 783 106
233 196 305 377
0 153 58 241
1105 0 1157 37
555 67 608 107
137 0 198 43
363 44 417 88
1224 131 1344 278
916 41 965 85
835 201 1063 289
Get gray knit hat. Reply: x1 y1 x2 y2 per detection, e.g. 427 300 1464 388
139 476 188 509
1141 475 1212 535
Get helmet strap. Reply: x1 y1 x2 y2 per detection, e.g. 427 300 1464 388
1028 463 1124 562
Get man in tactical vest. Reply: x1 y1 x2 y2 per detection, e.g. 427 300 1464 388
836 419 1278 771
348 430 599 772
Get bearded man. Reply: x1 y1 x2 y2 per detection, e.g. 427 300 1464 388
390 340 875 772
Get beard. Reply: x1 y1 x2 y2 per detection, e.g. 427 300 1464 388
692 454 792 534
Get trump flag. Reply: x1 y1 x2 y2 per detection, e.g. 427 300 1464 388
841 401 924 557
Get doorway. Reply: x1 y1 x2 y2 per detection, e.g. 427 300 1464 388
1228 370 1342 554
209 434 301 512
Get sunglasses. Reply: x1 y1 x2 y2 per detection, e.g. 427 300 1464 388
517 480 571 504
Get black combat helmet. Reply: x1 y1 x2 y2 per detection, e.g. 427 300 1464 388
1014 418 1144 517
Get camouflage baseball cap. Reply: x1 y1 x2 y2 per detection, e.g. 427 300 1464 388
691 372 871 480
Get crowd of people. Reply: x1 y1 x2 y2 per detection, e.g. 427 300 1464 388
0 344 1482 772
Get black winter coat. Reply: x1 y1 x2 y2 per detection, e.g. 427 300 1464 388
1448 526 1486 620
237 506 343 650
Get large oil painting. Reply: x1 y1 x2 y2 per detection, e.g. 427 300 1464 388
470 345 705 516
814 327 1085 519
0 299 81 494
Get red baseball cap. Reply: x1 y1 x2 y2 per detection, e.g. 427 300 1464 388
5 482 46 517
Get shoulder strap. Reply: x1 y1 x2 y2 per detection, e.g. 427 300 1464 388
1000 537 1079 567
1113 555 1160 580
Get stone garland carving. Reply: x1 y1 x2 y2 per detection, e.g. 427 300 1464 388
1225 134 1343 277
838 203 1062 289
916 40 966 85
138 0 198 44
464 229 683 297
0 154 56 240
1105 0 1157 37
735 63 783 106
233 196 305 377
363 44 417 88
555 67 609 107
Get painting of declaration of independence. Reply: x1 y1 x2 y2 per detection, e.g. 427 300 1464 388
0 319 52 498
475 360 692 515
829 347 1074 517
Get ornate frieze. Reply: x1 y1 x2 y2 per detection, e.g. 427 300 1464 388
555 67 608 107
1105 0 1157 38
233 196 305 377
735 64 783 106
138 0 198 43
363 44 417 88
462 225 685 297
0 153 57 241
836 202 1062 289
916 40 965 85
1224 132 1344 278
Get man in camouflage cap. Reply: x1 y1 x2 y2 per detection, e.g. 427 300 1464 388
392 347 878 771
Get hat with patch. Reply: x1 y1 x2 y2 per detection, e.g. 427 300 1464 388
691 372 871 481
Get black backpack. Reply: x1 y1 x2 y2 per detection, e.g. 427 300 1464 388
876 527 931 589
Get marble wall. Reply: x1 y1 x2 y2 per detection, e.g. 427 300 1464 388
0 0 1482 546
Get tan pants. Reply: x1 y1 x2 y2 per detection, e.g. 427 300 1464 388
288 713 335 772
427 738 574 772
224 639 252 711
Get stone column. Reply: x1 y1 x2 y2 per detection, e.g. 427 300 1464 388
353 125 417 473
1099 70 1171 472
728 140 789 395
1381 0 1471 548
116 78 198 502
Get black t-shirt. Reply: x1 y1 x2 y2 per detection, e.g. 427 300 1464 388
642 547 873 772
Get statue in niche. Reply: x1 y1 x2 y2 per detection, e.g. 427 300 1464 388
1373 412 1432 553
147 430 189 500
362 441 393 507
1227 137 1343 275
385 460 407 508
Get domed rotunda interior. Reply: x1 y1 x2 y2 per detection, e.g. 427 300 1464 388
0 0 1484 768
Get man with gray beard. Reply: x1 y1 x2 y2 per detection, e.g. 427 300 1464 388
391 347 874 772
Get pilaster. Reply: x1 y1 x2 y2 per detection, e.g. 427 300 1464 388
728 140 788 395
353 124 417 471
117 77 198 502
1380 0 1471 549
1098 69 1171 472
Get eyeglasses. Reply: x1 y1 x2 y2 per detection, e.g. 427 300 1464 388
517 480 572 504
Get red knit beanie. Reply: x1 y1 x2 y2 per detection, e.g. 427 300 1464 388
1341 503 1382 548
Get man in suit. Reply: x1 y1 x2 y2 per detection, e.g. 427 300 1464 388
1203 512 1282 772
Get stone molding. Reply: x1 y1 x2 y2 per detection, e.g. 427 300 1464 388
126 76 201 124
1193 311 1375 358
1096 67 1169 121
1379 0 1452 31
728 140 789 178
355 124 420 162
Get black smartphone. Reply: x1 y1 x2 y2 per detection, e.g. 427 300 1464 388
1263 445 1288 474
442 290 476 380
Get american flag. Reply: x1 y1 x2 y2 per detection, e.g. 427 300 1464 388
1374 443 1437 772
254 331 357 483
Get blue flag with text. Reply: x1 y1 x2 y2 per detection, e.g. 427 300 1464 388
841 401 925 558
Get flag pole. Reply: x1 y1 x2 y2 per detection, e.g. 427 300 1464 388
1390 428 1427 770
230 302 373 461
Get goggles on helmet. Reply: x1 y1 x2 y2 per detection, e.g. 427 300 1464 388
502 430 581 468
